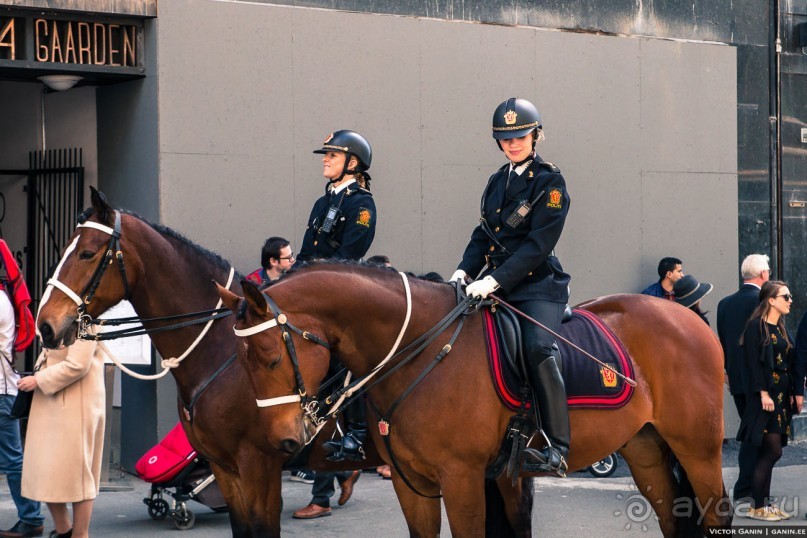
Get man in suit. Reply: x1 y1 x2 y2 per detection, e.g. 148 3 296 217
716 254 770 502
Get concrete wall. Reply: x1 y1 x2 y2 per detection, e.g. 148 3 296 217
156 0 738 317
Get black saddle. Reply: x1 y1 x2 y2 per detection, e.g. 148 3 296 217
493 304 570 381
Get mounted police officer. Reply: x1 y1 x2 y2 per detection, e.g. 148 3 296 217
292 130 375 521
296 130 376 264
451 98 571 477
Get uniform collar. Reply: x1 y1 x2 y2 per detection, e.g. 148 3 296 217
329 178 357 195
508 153 535 177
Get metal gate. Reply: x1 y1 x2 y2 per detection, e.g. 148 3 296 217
26 149 84 368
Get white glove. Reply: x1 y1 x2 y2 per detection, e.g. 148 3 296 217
449 269 467 283
465 275 500 299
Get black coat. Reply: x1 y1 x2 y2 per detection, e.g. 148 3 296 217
794 312 807 397
736 319 802 447
716 284 760 395
458 155 571 303
297 182 376 263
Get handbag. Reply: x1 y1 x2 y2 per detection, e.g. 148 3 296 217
9 388 32 420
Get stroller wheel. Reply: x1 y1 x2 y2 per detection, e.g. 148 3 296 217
173 508 196 531
147 498 170 520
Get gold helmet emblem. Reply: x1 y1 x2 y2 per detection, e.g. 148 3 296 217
504 110 517 125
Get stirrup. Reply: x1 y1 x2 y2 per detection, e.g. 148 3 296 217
323 432 366 462
520 447 568 478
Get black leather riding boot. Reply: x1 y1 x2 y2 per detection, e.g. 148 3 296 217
323 398 367 461
521 356 570 477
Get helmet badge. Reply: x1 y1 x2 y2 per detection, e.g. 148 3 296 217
324 133 334 144
504 110 517 125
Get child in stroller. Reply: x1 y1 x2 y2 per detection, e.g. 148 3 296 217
135 422 228 530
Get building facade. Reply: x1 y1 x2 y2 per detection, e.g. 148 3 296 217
0 0 798 466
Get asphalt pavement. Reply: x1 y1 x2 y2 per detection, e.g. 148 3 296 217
3 444 807 537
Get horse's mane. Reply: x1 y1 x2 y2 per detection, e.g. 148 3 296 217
79 207 235 274
273 259 446 285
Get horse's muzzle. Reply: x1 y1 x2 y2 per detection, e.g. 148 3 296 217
38 319 78 349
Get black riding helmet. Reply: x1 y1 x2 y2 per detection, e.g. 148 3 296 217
491 98 542 150
313 130 373 172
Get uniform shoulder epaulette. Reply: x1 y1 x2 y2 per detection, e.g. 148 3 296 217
538 161 561 173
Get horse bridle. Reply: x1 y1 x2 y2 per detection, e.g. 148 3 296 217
233 291 331 430
44 210 130 336
233 272 414 445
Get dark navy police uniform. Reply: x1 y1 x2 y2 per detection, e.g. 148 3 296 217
297 179 376 263
458 155 571 356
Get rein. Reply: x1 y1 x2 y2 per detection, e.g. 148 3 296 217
233 271 415 442
43 211 237 381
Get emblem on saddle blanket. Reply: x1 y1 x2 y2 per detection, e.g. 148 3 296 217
482 307 635 411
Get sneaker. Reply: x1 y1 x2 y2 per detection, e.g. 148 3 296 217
290 470 315 484
770 504 793 520
747 506 782 522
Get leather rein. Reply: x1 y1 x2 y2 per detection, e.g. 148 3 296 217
42 211 237 400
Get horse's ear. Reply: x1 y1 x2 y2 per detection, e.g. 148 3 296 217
215 281 241 314
242 280 269 316
89 186 113 224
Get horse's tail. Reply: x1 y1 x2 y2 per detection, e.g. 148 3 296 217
485 476 534 537
673 459 701 537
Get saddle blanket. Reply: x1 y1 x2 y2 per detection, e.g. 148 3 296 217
482 307 635 411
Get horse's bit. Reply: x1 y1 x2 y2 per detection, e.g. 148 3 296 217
43 210 129 338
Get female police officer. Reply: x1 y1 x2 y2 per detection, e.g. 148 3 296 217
296 130 375 264
451 98 571 477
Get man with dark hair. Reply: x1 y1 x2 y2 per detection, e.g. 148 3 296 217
641 257 684 300
246 237 294 286
366 255 391 267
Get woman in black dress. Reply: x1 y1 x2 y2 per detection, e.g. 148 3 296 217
737 280 804 521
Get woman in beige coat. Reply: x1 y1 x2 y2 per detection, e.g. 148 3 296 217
18 336 105 538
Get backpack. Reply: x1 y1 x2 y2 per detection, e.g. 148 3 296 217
0 240 35 352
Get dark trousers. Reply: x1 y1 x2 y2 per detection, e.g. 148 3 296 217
311 471 352 507
733 393 757 499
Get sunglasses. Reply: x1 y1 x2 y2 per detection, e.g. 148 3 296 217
777 293 793 302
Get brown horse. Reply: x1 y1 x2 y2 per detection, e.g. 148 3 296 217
34 189 387 537
217 263 732 537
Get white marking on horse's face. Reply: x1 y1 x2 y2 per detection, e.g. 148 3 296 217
36 235 80 323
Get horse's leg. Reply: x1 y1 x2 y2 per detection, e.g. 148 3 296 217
618 425 679 537
491 476 533 538
439 469 488 537
390 476 442 538
664 431 732 531
208 463 253 537
210 455 284 538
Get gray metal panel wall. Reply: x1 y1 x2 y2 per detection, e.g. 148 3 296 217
155 1 737 313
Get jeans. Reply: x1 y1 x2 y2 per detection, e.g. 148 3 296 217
0 395 43 526
311 471 352 507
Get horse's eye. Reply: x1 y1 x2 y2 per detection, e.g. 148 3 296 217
78 250 95 260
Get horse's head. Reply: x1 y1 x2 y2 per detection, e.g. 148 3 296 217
37 187 138 348
217 279 329 456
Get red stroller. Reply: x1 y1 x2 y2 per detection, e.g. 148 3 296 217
135 422 228 530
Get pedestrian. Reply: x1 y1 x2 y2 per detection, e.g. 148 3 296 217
292 129 375 519
673 274 713 325
736 281 805 521
18 333 106 538
450 97 571 476
245 236 295 286
641 257 684 299
0 291 44 538
716 253 770 503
